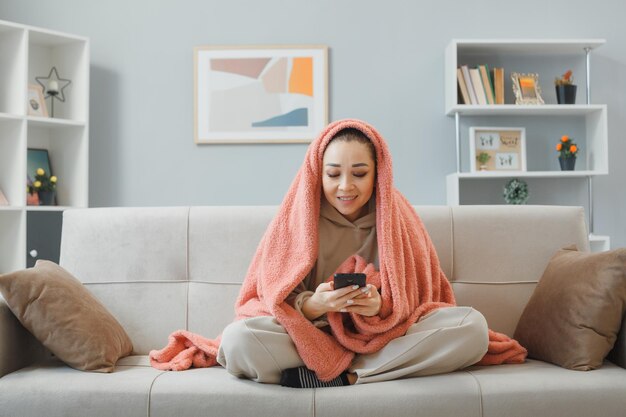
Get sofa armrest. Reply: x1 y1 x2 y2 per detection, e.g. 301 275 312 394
0 295 47 377
608 313 626 369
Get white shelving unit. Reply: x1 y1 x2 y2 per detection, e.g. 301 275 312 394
0 19 89 273
445 39 609 252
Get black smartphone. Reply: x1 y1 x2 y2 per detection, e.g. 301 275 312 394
333 273 366 289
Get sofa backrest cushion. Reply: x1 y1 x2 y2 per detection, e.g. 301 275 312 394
60 205 589 354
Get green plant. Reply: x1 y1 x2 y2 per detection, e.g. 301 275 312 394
556 135 578 159
555 70 574 86
476 152 491 165
32 168 57 192
503 178 529 205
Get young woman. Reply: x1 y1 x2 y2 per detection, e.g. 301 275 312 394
215 120 526 388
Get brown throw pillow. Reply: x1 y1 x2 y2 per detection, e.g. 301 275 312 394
514 245 626 370
0 260 133 372
607 312 626 368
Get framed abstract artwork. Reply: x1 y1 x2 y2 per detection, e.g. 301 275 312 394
469 127 527 172
194 45 328 144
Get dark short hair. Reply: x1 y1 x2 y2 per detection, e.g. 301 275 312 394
329 128 377 164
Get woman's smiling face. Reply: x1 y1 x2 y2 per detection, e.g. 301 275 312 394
322 139 376 222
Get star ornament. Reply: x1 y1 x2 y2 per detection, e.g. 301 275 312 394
35 67 72 102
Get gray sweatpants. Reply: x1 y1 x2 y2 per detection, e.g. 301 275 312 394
217 306 489 385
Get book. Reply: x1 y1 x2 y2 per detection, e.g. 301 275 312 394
457 68 471 104
493 67 505 104
479 64 495 104
469 68 487 105
461 65 477 104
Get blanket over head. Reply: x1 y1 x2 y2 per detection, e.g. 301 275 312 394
150 119 527 379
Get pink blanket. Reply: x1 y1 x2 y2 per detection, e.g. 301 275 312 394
150 119 527 379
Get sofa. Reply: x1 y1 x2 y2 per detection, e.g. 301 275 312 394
1 205 625 417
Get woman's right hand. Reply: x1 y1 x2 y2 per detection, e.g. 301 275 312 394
301 282 368 321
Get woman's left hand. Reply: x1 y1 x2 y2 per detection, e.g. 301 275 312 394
340 284 381 317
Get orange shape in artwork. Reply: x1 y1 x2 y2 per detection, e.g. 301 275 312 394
288 57 313 96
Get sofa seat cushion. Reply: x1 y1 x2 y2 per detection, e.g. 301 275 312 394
0 357 163 417
149 366 314 417
314 371 482 417
466 359 626 417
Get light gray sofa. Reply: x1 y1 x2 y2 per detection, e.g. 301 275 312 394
1 205 625 417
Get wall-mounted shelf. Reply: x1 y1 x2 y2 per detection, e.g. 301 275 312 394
444 38 609 252
0 19 89 273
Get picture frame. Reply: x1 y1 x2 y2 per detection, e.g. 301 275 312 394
27 148 56 205
194 45 328 144
27 84 49 117
469 127 527 172
0 188 8 206
511 73 544 105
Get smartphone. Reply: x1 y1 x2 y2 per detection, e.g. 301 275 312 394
333 273 366 289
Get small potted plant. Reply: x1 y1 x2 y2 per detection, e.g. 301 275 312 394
556 135 578 171
503 178 529 205
476 152 491 171
32 167 58 205
555 70 577 104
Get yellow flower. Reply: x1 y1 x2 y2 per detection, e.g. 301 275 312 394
34 181 42 188
50 176 57 183
36 168 45 176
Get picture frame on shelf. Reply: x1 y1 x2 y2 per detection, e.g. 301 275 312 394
0 188 8 206
27 148 56 206
511 73 545 105
27 84 49 117
469 127 527 172
194 45 328 144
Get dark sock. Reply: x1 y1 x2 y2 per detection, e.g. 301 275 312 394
280 366 350 388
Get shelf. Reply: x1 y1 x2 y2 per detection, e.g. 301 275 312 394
27 116 86 128
452 39 605 55
446 104 605 117
451 170 608 179
445 38 610 246
589 234 610 252
27 29 89 121
26 205 77 211
0 19 89 272
0 112 23 121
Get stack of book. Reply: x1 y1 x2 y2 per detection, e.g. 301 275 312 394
457 65 504 105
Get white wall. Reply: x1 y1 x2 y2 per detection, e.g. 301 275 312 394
1 0 625 247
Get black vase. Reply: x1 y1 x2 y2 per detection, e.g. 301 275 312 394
556 85 577 104
559 157 576 171
38 190 56 206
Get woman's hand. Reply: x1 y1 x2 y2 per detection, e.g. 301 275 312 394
341 284 381 317
301 282 380 320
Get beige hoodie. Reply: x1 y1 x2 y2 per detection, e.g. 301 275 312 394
288 196 378 320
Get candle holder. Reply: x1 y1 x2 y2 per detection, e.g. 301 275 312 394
35 67 71 118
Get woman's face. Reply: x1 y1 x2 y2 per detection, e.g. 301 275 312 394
322 140 376 222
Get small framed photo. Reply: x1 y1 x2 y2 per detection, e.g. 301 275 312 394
0 188 8 206
469 127 527 172
27 148 56 205
27 84 48 117
194 45 328 144
511 73 544 105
